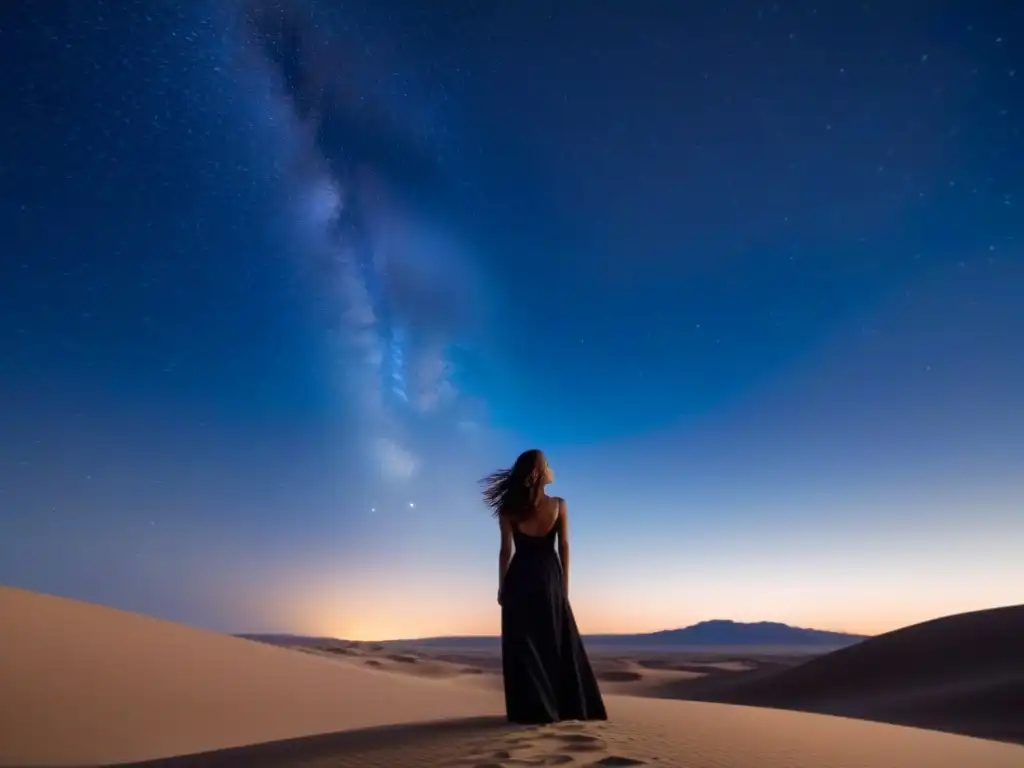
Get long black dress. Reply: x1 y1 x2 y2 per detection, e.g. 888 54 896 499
501 510 608 724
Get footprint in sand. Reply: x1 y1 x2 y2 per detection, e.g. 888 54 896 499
527 731 605 753
553 733 604 746
458 722 646 768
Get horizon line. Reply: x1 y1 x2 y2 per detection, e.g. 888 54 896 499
238 619 873 644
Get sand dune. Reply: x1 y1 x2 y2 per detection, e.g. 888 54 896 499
293 641 800 700
3 587 1023 768
665 604 1024 743
117 702 1024 768
0 587 501 766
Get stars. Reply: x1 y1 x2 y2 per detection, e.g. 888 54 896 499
365 504 416 513
365 503 415 513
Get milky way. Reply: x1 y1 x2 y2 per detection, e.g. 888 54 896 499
236 0 481 484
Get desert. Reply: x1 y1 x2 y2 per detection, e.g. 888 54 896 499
2 586 1021 768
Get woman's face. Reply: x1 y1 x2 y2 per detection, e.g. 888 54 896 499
542 458 555 485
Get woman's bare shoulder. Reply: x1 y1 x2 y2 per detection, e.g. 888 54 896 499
551 496 568 520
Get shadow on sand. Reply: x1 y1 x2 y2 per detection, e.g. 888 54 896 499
114 716 510 768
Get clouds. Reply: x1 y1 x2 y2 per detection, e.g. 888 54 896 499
237 0 481 484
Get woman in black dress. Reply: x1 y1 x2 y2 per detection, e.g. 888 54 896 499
481 449 607 724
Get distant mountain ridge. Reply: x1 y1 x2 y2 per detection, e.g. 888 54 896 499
590 619 866 647
241 620 866 649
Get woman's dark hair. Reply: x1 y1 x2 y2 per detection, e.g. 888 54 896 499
481 449 545 520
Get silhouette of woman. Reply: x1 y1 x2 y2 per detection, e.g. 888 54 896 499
481 449 608 724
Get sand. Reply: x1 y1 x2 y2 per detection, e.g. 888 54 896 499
2 586 1022 768
367 605 1024 745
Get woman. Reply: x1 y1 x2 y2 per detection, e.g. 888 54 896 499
481 449 607 724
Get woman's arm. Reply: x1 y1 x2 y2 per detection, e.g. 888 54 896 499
498 513 514 603
557 498 571 596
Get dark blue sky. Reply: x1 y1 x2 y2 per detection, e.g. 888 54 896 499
1 0 1021 639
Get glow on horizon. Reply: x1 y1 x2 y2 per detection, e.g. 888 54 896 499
278 540 1023 641
289 594 1022 643
219 428 1023 643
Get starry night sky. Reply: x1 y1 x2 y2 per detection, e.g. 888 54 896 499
1 1 1021 640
